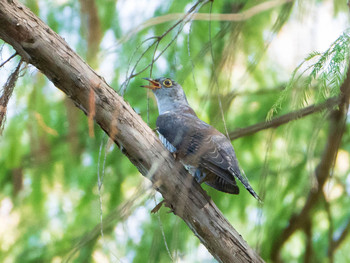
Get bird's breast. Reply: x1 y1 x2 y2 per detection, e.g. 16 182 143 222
156 112 209 166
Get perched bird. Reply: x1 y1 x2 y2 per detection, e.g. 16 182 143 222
142 77 261 201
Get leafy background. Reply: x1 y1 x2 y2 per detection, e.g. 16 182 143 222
0 0 350 262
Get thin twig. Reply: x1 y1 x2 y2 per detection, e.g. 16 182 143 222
0 52 17 68
0 59 22 134
119 0 292 43
134 0 207 77
66 182 151 262
120 0 210 93
153 195 174 262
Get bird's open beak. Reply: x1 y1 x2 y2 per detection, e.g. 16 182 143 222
141 78 161 90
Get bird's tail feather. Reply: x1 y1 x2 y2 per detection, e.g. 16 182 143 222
229 167 262 203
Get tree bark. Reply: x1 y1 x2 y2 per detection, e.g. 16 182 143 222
0 1 264 262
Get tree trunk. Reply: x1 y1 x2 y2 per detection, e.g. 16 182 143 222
0 1 264 262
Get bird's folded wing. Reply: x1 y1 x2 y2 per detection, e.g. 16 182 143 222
199 133 238 186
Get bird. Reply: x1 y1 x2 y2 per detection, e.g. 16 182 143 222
142 77 261 201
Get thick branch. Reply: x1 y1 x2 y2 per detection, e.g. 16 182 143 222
0 1 264 262
229 96 340 140
271 61 350 262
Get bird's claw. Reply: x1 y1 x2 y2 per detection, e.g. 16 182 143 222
172 152 178 160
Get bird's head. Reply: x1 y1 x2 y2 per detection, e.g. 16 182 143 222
142 77 179 92
142 77 189 113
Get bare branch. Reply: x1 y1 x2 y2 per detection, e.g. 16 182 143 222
229 96 340 140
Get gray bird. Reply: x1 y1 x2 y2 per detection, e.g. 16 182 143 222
143 77 261 201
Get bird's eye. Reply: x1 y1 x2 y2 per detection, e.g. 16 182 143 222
163 79 172 87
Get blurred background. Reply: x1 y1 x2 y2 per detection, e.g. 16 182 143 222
0 0 349 262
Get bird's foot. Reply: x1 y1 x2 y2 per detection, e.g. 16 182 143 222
172 152 178 160
194 169 206 184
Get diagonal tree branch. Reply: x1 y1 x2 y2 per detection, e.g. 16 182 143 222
271 60 350 262
0 1 264 262
229 96 340 140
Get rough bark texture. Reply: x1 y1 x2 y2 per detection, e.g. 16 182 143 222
0 1 264 262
